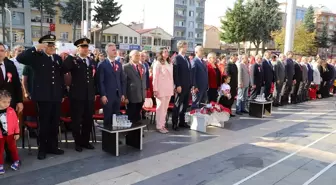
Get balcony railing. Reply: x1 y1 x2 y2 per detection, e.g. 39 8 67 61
174 13 186 19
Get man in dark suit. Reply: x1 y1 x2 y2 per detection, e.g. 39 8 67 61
0 43 23 163
98 43 125 126
17 34 64 160
62 38 96 152
250 54 264 100
172 41 192 130
191 46 208 109
291 58 303 104
225 54 238 117
305 57 314 100
123 50 146 123
140 51 150 90
261 51 274 100
282 51 295 105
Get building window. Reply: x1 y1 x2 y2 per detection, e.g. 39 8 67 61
195 33 202 38
175 31 185 37
330 17 334 22
107 35 111 42
189 11 194 17
322 16 326 21
112 36 117 43
14 0 24 8
60 32 69 40
124 36 128 43
129 37 133 44
147 37 152 45
76 31 81 40
178 21 185 26
196 1 202 6
134 37 137 44
189 0 195 6
12 11 24 25
188 42 193 49
329 25 334 30
142 36 146 45
177 10 185 16
119 36 123 43
59 17 69 24
102 35 106 42
188 31 194 38
154 38 161 46
189 21 194 28
196 23 203 28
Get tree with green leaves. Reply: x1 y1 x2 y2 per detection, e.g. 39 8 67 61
60 0 86 43
93 0 122 47
0 0 22 45
303 6 315 33
220 0 247 53
246 0 281 54
316 23 329 49
273 24 317 56
30 0 57 37
329 31 336 56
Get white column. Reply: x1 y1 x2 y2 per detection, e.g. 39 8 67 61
284 0 297 54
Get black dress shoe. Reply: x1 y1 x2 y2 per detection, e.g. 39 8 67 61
37 151 46 160
75 145 83 152
242 110 249 113
179 123 190 128
47 149 64 155
230 114 236 117
81 143 95 150
172 124 179 131
236 112 243 115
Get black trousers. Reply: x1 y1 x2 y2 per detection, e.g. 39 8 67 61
291 81 301 103
218 95 231 109
282 81 293 104
127 102 144 123
36 101 61 152
250 85 262 100
264 82 272 98
172 90 190 125
70 99 94 145
228 86 237 109
207 88 218 103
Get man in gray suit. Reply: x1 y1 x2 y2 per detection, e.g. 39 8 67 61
123 50 147 123
236 55 250 115
299 57 308 103
273 54 286 106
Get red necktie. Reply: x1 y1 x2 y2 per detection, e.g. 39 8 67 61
137 65 143 79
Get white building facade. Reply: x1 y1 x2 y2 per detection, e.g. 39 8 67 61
138 27 173 53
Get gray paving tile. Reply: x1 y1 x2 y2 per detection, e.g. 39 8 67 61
0 129 215 185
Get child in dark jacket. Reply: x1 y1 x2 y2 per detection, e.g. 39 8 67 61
0 90 20 174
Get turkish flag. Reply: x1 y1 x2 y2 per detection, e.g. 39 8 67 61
50 23 55 31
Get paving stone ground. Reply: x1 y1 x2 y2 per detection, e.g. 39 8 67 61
1 97 336 185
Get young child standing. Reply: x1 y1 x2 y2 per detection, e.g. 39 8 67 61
218 75 232 109
0 90 20 174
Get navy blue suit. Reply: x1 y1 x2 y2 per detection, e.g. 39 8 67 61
143 62 150 89
98 59 125 126
191 57 208 109
172 54 192 127
262 58 274 98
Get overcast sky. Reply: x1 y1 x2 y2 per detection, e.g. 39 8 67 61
114 0 336 28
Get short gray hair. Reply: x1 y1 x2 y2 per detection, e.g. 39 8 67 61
176 40 187 50
129 50 139 57
105 43 116 52
14 45 24 51
255 54 262 60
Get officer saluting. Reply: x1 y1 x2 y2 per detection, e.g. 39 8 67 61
62 38 95 152
16 34 65 160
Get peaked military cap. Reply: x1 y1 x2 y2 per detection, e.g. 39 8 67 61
74 38 90 47
38 34 56 44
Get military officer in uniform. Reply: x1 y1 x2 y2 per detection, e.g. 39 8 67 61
16 34 65 160
62 38 95 152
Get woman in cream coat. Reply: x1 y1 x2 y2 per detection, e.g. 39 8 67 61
153 48 174 133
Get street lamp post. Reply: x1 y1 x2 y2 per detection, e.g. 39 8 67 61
284 0 297 54
4 6 13 50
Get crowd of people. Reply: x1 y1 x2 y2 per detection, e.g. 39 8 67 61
0 33 335 174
